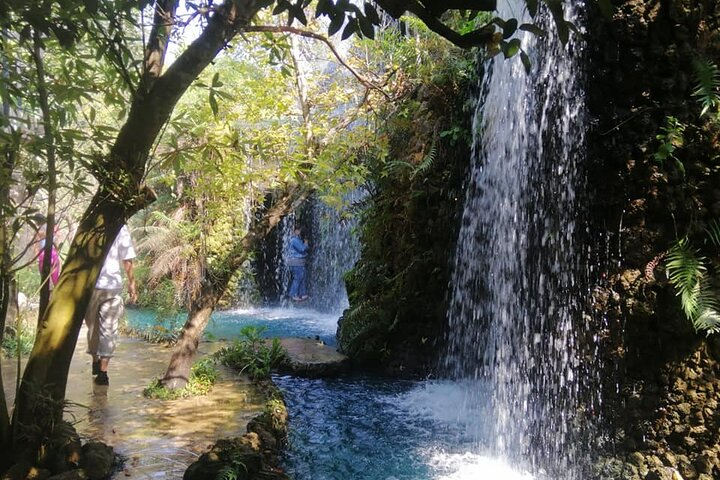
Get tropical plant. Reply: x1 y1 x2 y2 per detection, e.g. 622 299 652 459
652 59 720 176
665 221 720 335
692 59 720 121
213 326 287 380
653 116 686 175
136 208 203 308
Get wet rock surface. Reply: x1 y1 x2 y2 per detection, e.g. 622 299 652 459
587 0 720 477
276 337 349 378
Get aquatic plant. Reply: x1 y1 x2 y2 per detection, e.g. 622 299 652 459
213 326 287 380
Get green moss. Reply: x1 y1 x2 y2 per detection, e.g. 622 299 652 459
338 70 475 373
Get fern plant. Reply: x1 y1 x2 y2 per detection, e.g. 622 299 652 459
692 59 720 120
665 230 720 335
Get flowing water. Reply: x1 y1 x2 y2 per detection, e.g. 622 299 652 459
1 330 266 479
271 194 362 314
305 191 363 313
444 0 597 478
3 3 600 477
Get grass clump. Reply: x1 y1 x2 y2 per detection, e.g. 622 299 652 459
2 325 35 357
143 358 219 399
213 326 287 380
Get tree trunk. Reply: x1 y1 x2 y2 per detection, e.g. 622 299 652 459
162 281 221 390
11 195 125 444
162 185 309 390
0 84 17 463
32 28 58 320
9 0 264 454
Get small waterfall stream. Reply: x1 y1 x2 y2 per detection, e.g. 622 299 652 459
271 193 362 313
444 1 597 477
306 191 363 313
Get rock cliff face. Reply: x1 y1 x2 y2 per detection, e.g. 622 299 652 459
587 0 720 477
338 77 472 376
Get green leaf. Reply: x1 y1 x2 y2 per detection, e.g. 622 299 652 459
341 18 357 40
209 92 219 118
520 51 532 73
315 0 331 17
328 13 345 36
358 15 375 39
527 0 539 17
544 0 568 44
706 220 720 248
503 19 518 39
502 38 521 59
491 17 506 28
364 2 380 24
272 0 289 15
519 23 546 37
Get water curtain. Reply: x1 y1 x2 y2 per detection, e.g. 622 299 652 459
306 190 363 313
444 0 597 477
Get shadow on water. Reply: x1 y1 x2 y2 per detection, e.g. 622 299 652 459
2 329 265 479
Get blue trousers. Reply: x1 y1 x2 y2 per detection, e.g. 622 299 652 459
289 265 307 298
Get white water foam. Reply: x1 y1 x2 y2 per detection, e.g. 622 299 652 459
429 451 535 480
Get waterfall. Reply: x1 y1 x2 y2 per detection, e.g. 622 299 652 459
264 193 361 313
444 1 597 477
305 191 363 313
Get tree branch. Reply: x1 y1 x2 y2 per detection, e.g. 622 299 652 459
404 0 496 48
242 25 392 100
419 0 496 14
140 0 180 94
111 0 261 175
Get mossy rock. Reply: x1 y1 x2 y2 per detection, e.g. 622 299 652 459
184 440 261 480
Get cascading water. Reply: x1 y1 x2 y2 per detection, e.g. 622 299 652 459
305 190 363 313
444 1 597 478
268 193 361 313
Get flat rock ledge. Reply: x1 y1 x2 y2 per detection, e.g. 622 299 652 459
276 338 350 378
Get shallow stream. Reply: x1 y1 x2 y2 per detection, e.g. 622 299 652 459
128 307 536 480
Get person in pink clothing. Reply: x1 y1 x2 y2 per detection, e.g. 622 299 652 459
36 224 61 287
38 246 60 286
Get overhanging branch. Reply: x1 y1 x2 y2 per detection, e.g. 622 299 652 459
243 25 391 100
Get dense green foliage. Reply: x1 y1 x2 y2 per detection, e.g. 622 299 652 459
214 326 287 380
652 60 720 335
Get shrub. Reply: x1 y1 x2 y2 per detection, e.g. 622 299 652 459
213 326 286 380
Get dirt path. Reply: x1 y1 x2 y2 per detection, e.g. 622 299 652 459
2 328 265 479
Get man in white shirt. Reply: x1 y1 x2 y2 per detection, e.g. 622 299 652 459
85 225 137 386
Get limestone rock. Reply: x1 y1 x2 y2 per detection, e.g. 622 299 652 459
276 338 350 378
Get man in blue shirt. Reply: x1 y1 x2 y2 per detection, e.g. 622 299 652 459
287 227 310 302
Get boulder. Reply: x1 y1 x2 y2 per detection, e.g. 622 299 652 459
79 443 114 480
276 338 350 378
184 440 261 480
